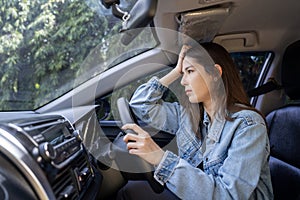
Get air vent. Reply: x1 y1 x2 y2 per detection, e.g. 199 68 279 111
75 152 93 194
18 115 66 131
9 115 74 150
51 152 92 199
51 166 78 200
23 118 65 132
78 153 89 173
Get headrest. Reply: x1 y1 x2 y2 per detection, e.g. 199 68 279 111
281 40 300 100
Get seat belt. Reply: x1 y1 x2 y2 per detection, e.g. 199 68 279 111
247 78 282 97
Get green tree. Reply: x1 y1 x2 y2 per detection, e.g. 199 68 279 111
0 0 114 110
0 0 157 112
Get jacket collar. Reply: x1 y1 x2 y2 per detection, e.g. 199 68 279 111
203 111 226 143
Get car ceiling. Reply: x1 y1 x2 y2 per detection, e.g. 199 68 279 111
153 0 300 53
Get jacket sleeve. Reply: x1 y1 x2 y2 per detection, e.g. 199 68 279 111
129 77 181 135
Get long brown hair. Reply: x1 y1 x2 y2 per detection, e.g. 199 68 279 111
201 43 251 111
185 42 261 122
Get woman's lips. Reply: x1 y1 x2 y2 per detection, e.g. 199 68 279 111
185 90 192 95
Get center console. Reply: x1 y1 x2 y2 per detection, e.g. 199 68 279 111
0 114 102 199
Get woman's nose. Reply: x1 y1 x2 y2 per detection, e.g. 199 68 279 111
180 75 187 86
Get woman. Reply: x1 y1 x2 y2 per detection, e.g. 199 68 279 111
117 43 273 199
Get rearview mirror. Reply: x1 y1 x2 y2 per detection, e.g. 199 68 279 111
121 0 157 45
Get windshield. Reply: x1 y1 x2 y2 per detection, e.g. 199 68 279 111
0 0 157 111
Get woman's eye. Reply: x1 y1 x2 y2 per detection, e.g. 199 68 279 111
187 69 193 74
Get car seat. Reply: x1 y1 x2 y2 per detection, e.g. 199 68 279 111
266 40 300 200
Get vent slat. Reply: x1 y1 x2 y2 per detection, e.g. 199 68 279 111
51 153 89 199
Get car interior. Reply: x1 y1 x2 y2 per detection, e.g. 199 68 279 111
0 0 299 199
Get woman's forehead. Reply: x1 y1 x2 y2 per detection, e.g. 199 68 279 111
182 58 192 68
183 56 204 69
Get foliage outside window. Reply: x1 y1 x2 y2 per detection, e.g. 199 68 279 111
0 0 157 111
230 52 270 93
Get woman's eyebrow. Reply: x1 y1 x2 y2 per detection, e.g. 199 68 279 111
183 65 193 72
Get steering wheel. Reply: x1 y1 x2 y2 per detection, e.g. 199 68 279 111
113 97 164 193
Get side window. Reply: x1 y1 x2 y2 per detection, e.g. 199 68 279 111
230 52 272 93
96 67 178 121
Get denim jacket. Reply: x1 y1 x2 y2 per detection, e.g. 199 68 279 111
129 77 273 200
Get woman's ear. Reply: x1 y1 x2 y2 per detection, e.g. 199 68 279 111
214 64 223 77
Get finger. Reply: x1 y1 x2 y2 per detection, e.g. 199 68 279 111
179 45 191 58
126 141 138 150
179 46 186 57
123 133 139 143
176 46 190 73
122 123 149 137
128 148 139 155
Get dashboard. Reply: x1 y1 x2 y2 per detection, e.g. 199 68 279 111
0 108 103 200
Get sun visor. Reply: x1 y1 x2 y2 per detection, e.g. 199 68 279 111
177 6 232 44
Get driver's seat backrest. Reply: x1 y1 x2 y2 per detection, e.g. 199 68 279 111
266 40 300 200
